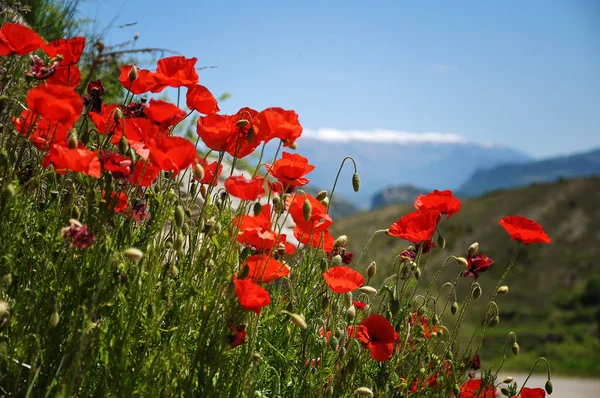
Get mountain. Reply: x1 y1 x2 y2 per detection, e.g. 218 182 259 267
331 177 600 376
458 148 600 197
279 132 531 209
370 184 428 209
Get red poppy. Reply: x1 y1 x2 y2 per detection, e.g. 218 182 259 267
512 388 545 398
388 209 439 244
225 175 266 201
254 107 302 147
322 266 364 293
418 239 437 254
154 56 199 89
194 158 223 186
99 151 132 179
227 323 247 348
463 254 494 280
408 310 439 340
13 110 69 150
286 193 333 233
196 113 237 152
458 379 496 398
355 314 399 362
244 254 289 283
128 160 160 187
353 300 366 310
42 144 101 178
294 227 334 252
143 98 186 127
234 204 288 252
26 84 83 128
414 189 461 219
186 84 219 114
234 279 271 315
266 152 315 188
43 37 86 65
119 65 162 94
147 136 196 174
46 64 81 87
499 216 551 245
130 202 149 222
0 23 46 56
102 190 128 213
225 107 261 158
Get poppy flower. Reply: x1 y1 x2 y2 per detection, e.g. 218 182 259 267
227 323 247 348
147 136 196 174
294 227 335 252
225 175 266 201
254 107 302 147
119 65 162 94
61 220 95 249
234 204 287 252
196 113 238 152
143 98 186 127
102 190 128 213
194 158 223 186
512 388 545 398
186 84 219 114
463 254 494 280
43 37 86 65
0 23 46 56
388 209 439 244
234 279 271 315
244 254 289 283
468 353 481 379
286 192 332 233
26 84 83 128
408 310 439 340
353 300 366 310
458 379 497 398
266 152 315 188
46 64 81 87
27 55 58 80
99 151 132 179
414 189 461 219
355 314 399 362
322 266 364 293
128 160 160 187
42 144 101 178
154 56 199 89
499 216 551 245
13 110 69 150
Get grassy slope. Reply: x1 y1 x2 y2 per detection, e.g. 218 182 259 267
331 176 600 376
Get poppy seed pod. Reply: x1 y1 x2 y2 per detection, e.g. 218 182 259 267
316 190 328 201
302 198 312 221
67 128 78 149
128 65 139 82
468 242 479 257
123 247 143 261
512 342 520 356
352 172 361 192
497 286 509 295
353 387 373 397
174 205 185 229
545 380 553 394
367 261 377 278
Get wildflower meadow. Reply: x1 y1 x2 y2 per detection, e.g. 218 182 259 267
0 19 557 397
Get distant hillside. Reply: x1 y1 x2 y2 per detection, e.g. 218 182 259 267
459 148 600 197
370 184 428 209
332 177 600 376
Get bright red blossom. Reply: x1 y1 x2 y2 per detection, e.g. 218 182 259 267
225 176 266 201
234 204 289 252
26 84 83 128
499 216 551 244
186 84 219 114
414 189 461 219
43 37 86 65
463 254 494 280
0 23 46 56
147 136 196 174
512 387 546 398
128 160 160 187
254 107 302 147
388 209 439 243
322 266 364 293
244 254 289 283
227 324 247 348
458 379 496 398
356 314 399 362
143 99 186 127
294 227 335 252
103 191 128 213
154 56 199 89
266 152 314 188
42 145 101 178
194 158 223 186
234 279 271 315
46 64 81 87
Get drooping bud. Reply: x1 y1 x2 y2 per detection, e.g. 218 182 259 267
128 65 139 82
123 247 144 261
67 128 78 149
489 315 500 328
334 235 347 248
451 301 459 315
359 286 377 295
288 141 298 150
352 172 361 192
174 205 185 228
316 190 328 201
545 380 553 394
497 286 509 295
437 233 446 250
472 284 482 300
367 261 377 278
414 266 422 280
246 127 255 144
456 257 468 267
319 257 328 272
332 255 342 266
235 119 249 128
253 202 262 216
353 387 373 397
347 305 356 320
512 342 520 356
49 311 60 327
320 197 329 207
302 198 312 221
193 163 205 181
238 265 250 280
468 242 479 257
112 107 124 124
502 376 513 384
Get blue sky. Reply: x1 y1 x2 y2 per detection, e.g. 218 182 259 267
79 0 600 158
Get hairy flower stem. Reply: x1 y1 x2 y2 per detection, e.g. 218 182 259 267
326 156 357 214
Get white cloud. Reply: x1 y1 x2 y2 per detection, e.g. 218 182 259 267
433 64 456 73
302 128 469 145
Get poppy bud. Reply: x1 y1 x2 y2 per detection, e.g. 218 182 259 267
414 266 422 280
367 261 377 278
253 202 262 216
288 312 307 329
319 257 328 272
193 163 205 181
2 183 15 201
512 342 520 356
332 255 342 266
0 301 8 316
200 184 207 199
347 305 356 320
236 119 249 128
321 296 329 311
128 65 139 82
456 257 468 267
437 233 446 249
359 286 377 295
226 279 236 298
502 377 513 384
238 265 250 280
246 127 255 144
288 141 298 150
500 388 510 396
497 286 509 295
451 301 459 315
445 350 453 360
169 265 179 278
489 315 500 328
468 242 479 257
118 136 129 155
49 311 60 327
354 387 373 397
316 190 328 201
334 235 347 247
173 235 184 251
181 222 190 235
453 385 461 395
352 173 361 192
174 205 185 229
302 198 312 221
391 299 400 317
67 128 78 149
113 107 124 123
123 247 144 261
472 285 482 300
320 197 329 207
545 380 553 394
344 292 353 307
